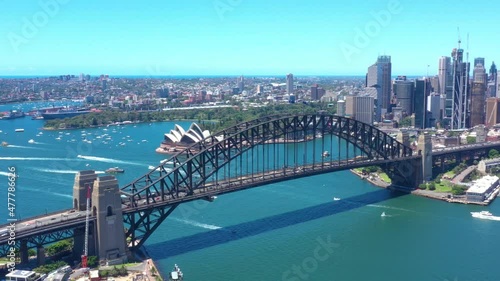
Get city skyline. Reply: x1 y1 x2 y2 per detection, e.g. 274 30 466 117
1 0 499 76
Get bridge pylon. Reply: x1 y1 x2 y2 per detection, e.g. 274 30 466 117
418 132 433 182
73 170 98 211
91 175 127 264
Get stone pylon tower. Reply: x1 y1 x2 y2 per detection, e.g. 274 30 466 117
396 131 410 147
91 175 127 264
418 132 433 181
73 170 98 210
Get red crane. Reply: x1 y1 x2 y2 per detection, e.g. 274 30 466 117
81 184 91 268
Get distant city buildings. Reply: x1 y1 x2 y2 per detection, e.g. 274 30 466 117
310 84 325 100
345 95 374 125
286 73 293 95
238 76 244 93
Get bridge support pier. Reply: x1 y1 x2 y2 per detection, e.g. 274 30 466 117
92 176 127 265
20 240 28 264
37 246 45 266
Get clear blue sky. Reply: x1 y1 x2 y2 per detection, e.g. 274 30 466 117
0 0 498 76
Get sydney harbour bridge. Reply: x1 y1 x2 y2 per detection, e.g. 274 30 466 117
0 114 495 265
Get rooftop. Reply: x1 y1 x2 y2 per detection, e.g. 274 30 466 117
6 270 37 278
467 175 499 194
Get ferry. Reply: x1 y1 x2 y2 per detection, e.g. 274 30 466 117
470 211 500 221
105 167 125 174
333 197 341 201
15 128 25 132
169 264 183 281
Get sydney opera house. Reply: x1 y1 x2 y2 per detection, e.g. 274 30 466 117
156 123 220 154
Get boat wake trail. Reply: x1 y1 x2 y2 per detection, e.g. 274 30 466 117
31 168 105 174
0 157 70 161
366 204 414 212
0 171 14 177
170 217 222 230
5 145 44 150
77 155 144 166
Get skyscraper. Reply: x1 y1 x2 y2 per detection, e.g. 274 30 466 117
286 73 293 95
414 78 431 129
393 76 414 116
470 82 486 127
438 56 451 95
238 76 244 93
488 62 498 98
366 56 391 121
473 63 487 84
450 47 470 129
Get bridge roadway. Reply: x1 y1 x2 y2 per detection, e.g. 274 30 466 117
0 156 420 247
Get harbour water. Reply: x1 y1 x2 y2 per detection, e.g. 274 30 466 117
1 102 500 280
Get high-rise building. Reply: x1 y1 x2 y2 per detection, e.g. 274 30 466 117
486 98 500 127
238 76 244 93
450 47 470 129
366 56 391 121
430 75 440 93
354 96 374 125
438 56 452 95
473 63 487 84
414 79 431 129
337 100 346 116
489 62 498 98
286 73 293 95
470 82 486 127
310 84 325 100
427 93 442 126
345 96 355 117
393 76 414 116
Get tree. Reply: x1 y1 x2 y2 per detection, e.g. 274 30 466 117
428 182 436 191
399 116 412 127
489 149 500 159
466 136 476 144
87 256 98 268
418 183 426 190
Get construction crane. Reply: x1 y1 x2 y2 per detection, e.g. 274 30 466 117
82 184 91 269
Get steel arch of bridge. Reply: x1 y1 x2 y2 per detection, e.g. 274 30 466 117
120 114 413 248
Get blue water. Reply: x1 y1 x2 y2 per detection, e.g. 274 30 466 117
1 102 499 281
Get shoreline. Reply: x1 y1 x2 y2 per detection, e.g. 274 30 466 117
134 246 164 281
43 118 219 131
350 169 499 206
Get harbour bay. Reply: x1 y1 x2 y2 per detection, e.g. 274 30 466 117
1 103 500 280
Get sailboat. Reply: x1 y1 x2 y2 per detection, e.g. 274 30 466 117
381 212 387 217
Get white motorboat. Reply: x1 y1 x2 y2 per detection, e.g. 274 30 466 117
333 197 341 201
28 139 35 144
471 211 500 221
381 212 387 217
322 151 330 157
